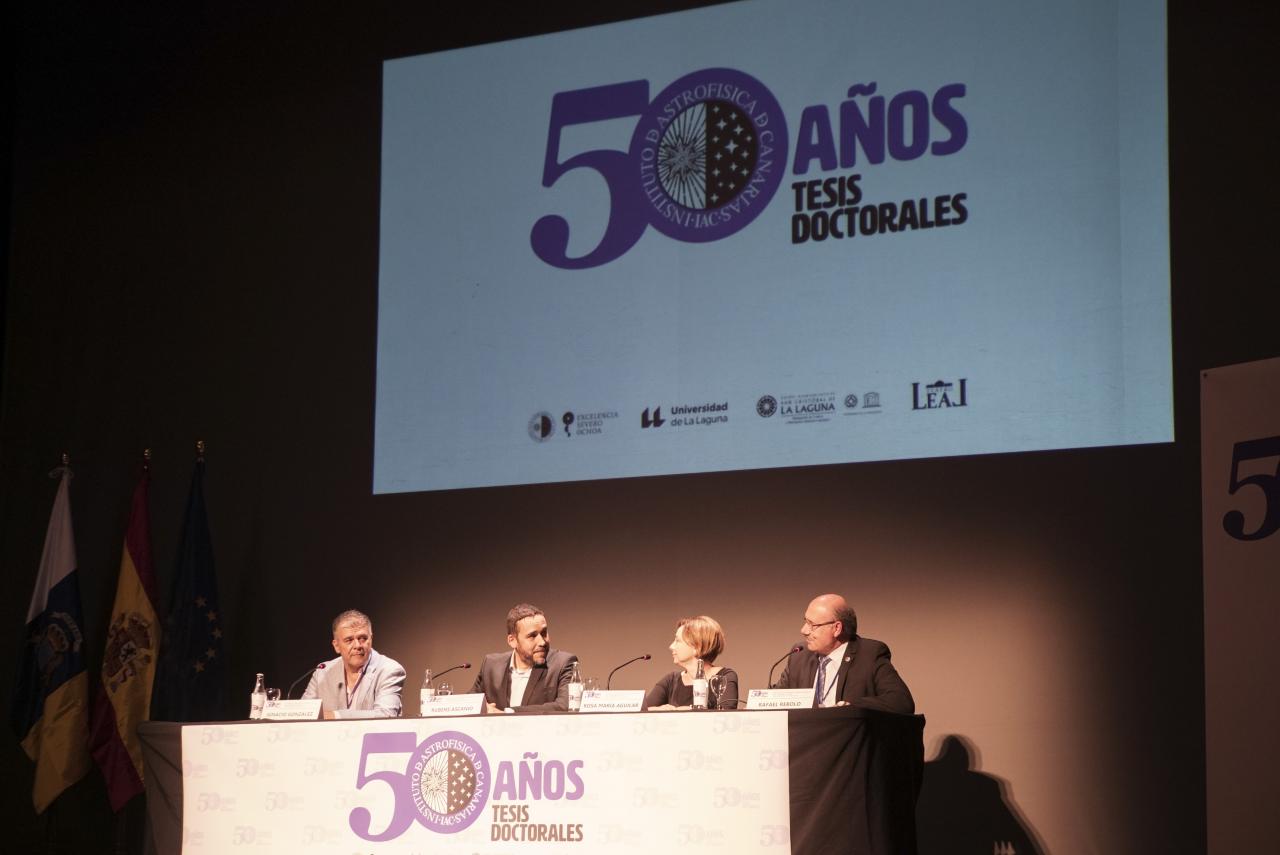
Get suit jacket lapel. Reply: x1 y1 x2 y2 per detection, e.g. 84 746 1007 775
351 651 378 708
326 667 345 711
523 662 550 704
798 651 819 689
498 659 513 707
834 638 858 698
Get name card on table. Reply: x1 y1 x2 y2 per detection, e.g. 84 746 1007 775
580 690 644 713
420 693 486 717
262 699 322 720
746 689 814 710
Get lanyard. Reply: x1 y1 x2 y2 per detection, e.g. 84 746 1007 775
345 667 367 708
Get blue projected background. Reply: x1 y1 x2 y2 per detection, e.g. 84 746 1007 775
375 0 1169 493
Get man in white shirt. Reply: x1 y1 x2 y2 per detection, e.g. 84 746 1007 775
772 593 914 714
302 609 405 719
471 603 578 713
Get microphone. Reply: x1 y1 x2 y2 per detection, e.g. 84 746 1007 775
607 654 651 690
287 662 325 699
430 662 472 681
768 645 804 689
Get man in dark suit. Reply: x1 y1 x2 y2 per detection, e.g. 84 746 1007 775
773 593 914 714
472 603 578 713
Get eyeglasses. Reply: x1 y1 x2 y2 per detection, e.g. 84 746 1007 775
802 619 837 630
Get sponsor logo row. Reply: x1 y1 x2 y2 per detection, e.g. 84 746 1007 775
529 378 968 441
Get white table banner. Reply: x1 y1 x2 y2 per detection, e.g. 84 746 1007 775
180 712 789 853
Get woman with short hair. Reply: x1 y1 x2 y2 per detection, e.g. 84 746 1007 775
644 615 739 711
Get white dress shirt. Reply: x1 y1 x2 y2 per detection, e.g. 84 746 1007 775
509 652 533 708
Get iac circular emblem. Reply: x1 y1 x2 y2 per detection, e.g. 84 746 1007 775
631 68 788 243
655 98 759 210
757 395 777 418
528 412 555 442
408 731 490 834
844 394 858 409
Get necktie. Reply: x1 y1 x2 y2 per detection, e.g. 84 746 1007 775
814 656 829 707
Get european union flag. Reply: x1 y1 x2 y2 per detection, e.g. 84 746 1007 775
151 458 225 721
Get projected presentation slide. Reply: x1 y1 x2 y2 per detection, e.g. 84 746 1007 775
375 0 1170 494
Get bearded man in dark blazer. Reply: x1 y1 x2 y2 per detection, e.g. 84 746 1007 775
773 593 914 714
472 603 578 713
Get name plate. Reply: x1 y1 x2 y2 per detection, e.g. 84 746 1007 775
262 699 322 720
746 689 814 710
420 693 486 717
580 689 644 713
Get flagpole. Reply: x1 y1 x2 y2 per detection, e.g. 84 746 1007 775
49 451 71 479
41 463 67 855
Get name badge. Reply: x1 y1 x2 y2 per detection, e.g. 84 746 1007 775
262 699 322 720
745 689 813 710
579 689 644 713
420 693 486 717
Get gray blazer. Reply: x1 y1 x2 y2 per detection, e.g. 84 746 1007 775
301 648 405 719
471 649 578 712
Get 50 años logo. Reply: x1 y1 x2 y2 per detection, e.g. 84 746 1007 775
530 67 968 269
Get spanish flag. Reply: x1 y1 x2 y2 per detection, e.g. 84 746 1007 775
10 466 92 813
89 465 160 811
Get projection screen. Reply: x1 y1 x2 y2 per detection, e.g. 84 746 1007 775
374 0 1169 494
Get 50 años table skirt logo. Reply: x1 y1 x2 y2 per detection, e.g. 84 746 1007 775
530 68 788 269
349 730 587 843
348 730 490 842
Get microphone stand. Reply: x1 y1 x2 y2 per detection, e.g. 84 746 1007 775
430 662 472 682
768 646 803 689
607 654 651 689
287 663 325 700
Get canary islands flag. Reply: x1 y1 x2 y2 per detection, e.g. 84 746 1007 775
10 467 92 813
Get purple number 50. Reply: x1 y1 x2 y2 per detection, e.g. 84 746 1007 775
530 80 651 270
348 732 416 842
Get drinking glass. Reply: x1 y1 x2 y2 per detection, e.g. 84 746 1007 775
437 682 453 696
708 674 725 710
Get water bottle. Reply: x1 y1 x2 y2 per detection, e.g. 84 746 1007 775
249 673 267 720
692 659 708 710
420 669 435 714
567 661 584 711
